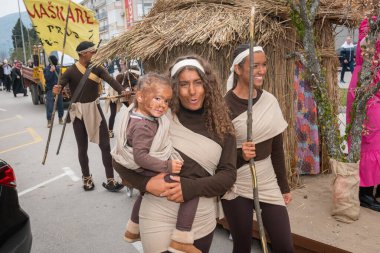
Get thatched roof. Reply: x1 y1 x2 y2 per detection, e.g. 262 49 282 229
93 0 362 64
93 0 365 186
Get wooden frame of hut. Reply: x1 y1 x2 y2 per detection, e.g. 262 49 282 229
94 0 367 251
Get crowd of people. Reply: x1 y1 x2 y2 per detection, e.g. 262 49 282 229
0 59 28 97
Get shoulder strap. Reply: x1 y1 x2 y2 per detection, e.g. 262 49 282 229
70 66 93 103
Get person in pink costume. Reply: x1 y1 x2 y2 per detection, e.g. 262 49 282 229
346 14 380 212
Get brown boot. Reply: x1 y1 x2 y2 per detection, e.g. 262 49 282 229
124 219 140 243
168 229 200 253
47 120 52 128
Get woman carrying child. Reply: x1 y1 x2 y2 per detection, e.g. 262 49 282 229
113 55 237 253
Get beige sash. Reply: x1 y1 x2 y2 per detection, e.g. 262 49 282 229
134 112 225 252
111 104 181 171
75 62 103 94
167 112 225 219
233 90 288 148
167 112 222 176
222 90 287 206
69 99 102 144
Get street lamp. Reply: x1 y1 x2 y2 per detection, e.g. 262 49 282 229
26 29 32 60
17 0 27 64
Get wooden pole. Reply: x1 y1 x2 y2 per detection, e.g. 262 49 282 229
42 0 72 165
247 6 268 253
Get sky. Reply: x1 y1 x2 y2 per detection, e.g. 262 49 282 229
0 0 82 18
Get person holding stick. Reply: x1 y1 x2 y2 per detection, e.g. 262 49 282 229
222 44 294 253
44 55 64 128
113 55 237 253
53 41 128 192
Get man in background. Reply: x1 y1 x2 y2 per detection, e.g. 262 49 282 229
3 59 12 92
43 55 64 128
340 36 355 84
11 61 28 97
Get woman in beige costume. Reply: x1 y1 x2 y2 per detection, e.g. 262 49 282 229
223 44 294 253
113 55 237 253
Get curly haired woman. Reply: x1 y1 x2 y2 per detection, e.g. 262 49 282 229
113 54 237 253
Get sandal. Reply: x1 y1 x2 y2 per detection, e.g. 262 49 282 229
83 175 95 191
102 178 124 192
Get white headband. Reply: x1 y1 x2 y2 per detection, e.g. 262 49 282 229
170 59 205 77
77 46 97 54
226 46 264 91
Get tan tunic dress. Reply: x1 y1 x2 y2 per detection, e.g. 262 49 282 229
139 112 223 253
223 90 288 206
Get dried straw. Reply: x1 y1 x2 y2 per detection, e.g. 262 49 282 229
93 0 363 188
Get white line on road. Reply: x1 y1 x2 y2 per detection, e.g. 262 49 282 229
0 115 22 122
18 167 79 197
62 167 80 182
0 108 6 112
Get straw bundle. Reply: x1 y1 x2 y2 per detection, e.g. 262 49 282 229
93 0 362 187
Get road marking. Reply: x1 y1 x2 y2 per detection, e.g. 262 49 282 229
0 128 42 154
18 167 79 197
62 167 80 182
0 129 29 139
0 108 6 112
132 242 144 253
0 114 22 122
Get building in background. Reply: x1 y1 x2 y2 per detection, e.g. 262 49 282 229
81 0 155 43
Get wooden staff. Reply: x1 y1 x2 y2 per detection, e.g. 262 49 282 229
99 92 135 100
247 6 268 253
42 0 72 165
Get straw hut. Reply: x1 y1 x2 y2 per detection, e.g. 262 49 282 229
94 0 362 187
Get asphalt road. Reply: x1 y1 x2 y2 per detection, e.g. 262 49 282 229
0 90 262 253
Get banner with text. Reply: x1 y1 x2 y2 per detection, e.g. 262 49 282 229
23 0 99 60
124 0 134 29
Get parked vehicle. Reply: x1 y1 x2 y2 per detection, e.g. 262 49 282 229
0 159 32 253
21 45 72 106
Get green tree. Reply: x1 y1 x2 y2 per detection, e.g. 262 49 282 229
287 0 345 162
10 18 39 63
